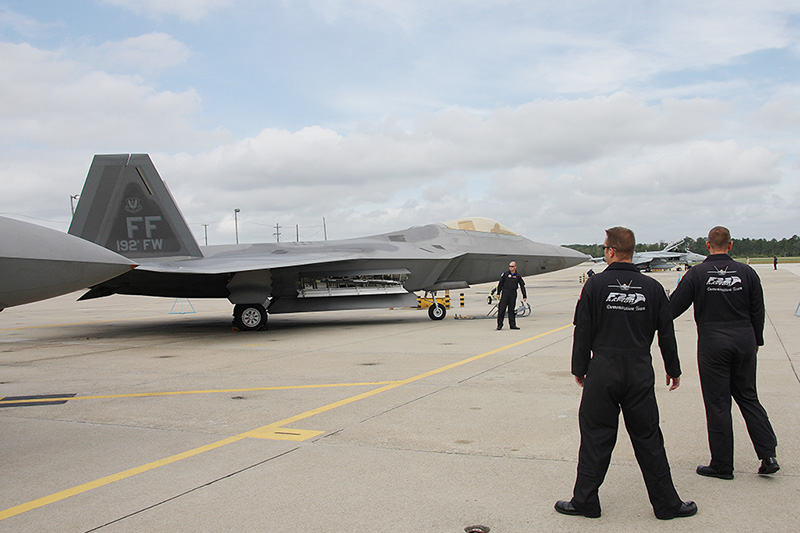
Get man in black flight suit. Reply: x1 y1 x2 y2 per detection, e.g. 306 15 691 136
496 261 527 330
555 226 696 520
670 226 778 479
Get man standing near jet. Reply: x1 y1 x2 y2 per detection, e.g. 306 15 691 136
496 261 527 330
670 226 779 479
555 226 696 520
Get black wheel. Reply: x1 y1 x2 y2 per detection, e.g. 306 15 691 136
428 302 446 320
233 304 267 331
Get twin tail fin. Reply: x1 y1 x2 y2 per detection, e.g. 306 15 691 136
68 154 202 260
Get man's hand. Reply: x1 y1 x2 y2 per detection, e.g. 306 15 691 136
666 374 680 391
574 375 585 387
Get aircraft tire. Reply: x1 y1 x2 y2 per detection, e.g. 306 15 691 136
428 303 446 320
233 304 267 331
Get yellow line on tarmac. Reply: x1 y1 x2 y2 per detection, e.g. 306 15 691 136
0 324 572 522
0 436 246 521
0 382 401 406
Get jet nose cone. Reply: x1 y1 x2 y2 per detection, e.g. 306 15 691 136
559 246 591 267
0 217 136 308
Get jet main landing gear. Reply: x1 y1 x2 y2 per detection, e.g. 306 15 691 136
233 304 267 331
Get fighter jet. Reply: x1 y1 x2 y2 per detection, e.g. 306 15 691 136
0 216 136 310
632 238 706 271
68 154 589 330
591 237 706 271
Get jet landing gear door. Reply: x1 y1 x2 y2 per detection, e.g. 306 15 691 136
227 270 272 331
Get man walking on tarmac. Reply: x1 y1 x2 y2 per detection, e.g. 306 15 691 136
496 261 527 330
555 226 696 520
670 225 779 479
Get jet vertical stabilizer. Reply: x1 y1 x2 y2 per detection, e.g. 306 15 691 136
69 154 202 260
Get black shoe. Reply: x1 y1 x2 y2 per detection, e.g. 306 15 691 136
696 464 733 480
510 326 520 330
554 500 600 518
496 325 503 330
759 457 780 475
657 501 697 520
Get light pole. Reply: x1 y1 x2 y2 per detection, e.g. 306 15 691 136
234 209 240 244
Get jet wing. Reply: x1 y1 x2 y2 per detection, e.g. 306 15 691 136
134 252 366 275
133 248 465 275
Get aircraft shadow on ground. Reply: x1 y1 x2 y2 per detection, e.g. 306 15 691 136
19 311 430 342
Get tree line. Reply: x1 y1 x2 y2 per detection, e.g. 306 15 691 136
566 235 800 259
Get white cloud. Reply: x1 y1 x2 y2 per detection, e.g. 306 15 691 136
140 92 782 244
1 1 799 248
98 0 234 22
0 7 59 37
90 33 193 76
0 42 226 150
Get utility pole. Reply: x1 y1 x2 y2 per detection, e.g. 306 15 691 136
296 224 299 242
202 224 209 246
323 217 327 241
274 223 281 243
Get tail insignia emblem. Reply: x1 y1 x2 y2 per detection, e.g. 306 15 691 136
124 197 143 214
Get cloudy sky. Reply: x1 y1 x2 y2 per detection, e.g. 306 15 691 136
1 1 798 246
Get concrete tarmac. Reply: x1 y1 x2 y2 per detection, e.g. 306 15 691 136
0 264 798 532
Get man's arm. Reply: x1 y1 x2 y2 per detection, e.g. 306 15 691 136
668 270 694 319
749 268 766 346
657 288 681 379
571 286 592 377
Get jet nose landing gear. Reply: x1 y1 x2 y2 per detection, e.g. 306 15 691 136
428 302 447 320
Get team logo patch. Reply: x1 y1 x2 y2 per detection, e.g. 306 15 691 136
607 292 646 304
706 266 742 289
707 276 742 287
605 279 646 309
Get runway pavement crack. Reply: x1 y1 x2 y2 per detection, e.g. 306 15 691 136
328 335 571 430
83 445 302 532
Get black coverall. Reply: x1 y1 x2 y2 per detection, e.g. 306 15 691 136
670 254 777 472
570 262 683 519
496 269 527 328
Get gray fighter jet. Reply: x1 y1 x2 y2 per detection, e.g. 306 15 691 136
0 216 136 310
591 237 706 271
69 154 588 330
632 238 706 271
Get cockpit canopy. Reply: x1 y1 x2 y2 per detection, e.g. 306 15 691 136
442 217 519 236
